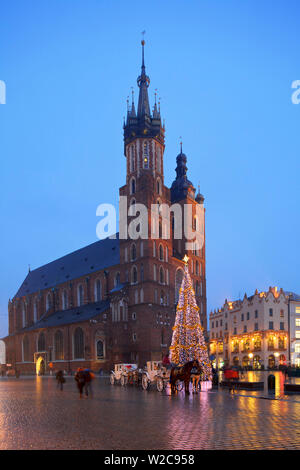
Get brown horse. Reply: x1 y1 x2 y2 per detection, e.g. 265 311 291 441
170 361 196 395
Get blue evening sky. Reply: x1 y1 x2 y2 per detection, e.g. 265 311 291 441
1 0 299 338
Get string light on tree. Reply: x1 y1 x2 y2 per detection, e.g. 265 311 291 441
169 256 212 379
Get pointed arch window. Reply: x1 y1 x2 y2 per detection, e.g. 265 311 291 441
131 243 137 261
54 330 64 360
77 284 84 306
38 332 46 352
21 303 26 328
114 272 120 287
159 220 162 238
132 266 138 284
33 300 38 323
96 340 104 360
23 336 30 362
159 244 164 261
157 178 161 195
159 267 164 284
130 146 135 172
74 327 84 359
130 177 136 195
157 147 161 173
46 293 52 312
62 290 68 310
95 279 102 302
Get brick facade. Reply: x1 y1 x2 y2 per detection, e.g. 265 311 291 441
4 43 207 375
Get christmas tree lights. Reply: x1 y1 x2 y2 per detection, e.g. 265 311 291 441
169 260 212 379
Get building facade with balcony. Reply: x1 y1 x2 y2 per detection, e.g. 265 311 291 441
209 287 289 369
286 292 300 367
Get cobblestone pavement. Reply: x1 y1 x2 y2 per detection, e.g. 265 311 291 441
0 376 300 450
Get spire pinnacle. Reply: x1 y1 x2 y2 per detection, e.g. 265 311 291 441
137 36 151 117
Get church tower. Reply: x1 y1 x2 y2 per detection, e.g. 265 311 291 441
119 40 175 365
117 40 207 365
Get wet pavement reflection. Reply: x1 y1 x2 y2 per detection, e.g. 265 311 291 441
0 376 299 449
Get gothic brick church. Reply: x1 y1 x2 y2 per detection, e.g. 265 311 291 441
4 42 207 374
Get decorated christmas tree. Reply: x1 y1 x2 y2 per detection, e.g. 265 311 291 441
169 256 212 379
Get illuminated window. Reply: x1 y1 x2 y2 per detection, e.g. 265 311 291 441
295 307 300 314
296 331 300 339
143 142 149 168
295 318 300 327
295 343 300 353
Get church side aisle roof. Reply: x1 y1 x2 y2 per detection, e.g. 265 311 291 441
14 235 120 299
8 299 110 335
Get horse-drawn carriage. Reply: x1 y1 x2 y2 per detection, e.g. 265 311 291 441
110 363 140 386
141 361 172 392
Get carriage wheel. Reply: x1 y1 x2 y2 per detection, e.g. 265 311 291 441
142 374 149 390
110 374 115 385
156 377 164 392
120 375 127 386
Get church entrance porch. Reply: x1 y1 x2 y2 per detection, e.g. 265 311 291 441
34 352 48 376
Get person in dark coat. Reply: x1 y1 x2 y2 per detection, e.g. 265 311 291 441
74 368 86 398
56 370 65 391
83 369 95 397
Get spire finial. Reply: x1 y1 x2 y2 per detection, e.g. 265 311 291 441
179 136 183 153
141 30 146 66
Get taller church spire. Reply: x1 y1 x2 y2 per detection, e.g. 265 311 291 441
137 39 151 118
123 40 164 152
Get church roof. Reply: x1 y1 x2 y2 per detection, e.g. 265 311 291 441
14 235 120 299
9 299 110 334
